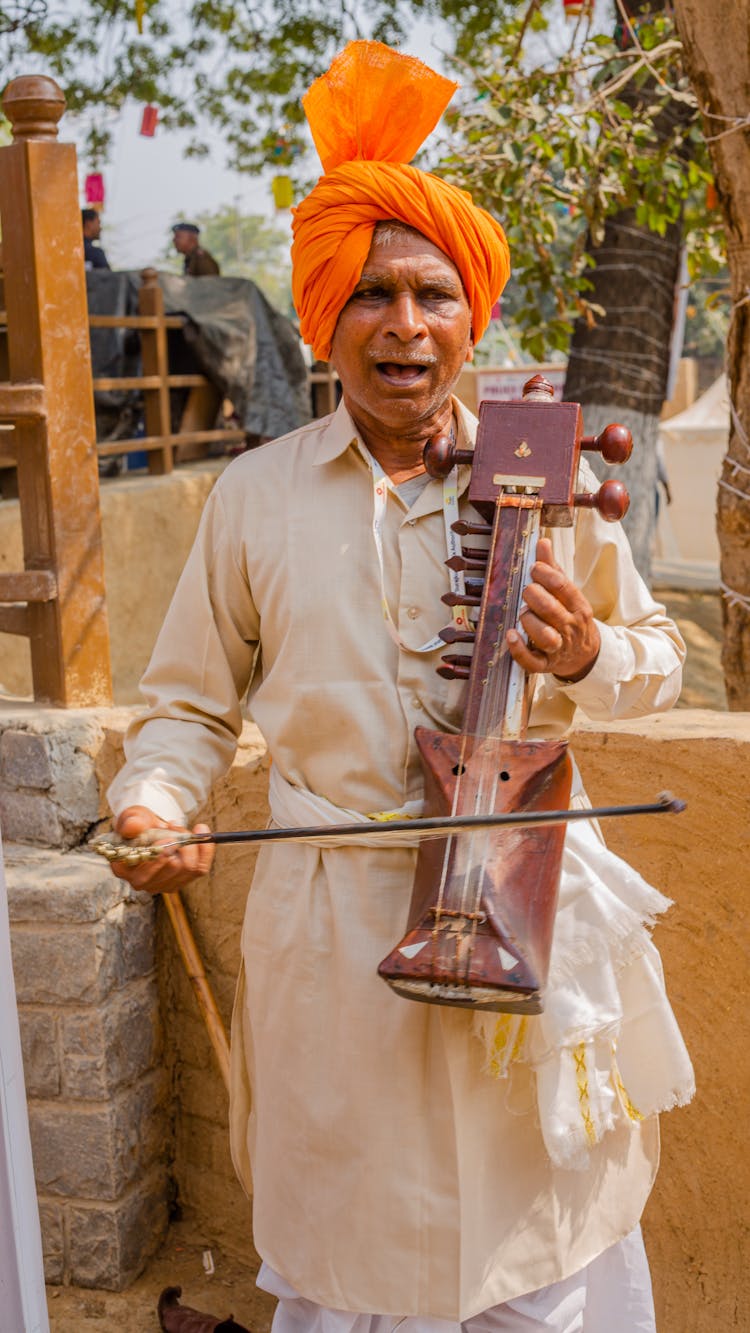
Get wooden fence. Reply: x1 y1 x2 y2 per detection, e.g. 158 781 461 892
0 74 112 706
89 267 245 475
0 73 341 706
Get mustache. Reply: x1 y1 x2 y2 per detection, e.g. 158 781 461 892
367 350 438 367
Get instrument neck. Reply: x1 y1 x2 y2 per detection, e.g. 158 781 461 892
462 496 542 739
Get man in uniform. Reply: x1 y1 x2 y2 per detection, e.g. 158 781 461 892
109 42 692 1333
171 221 221 276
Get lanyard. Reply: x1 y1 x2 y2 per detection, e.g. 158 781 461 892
361 443 470 654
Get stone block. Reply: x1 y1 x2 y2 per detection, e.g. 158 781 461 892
112 898 156 984
10 878 155 1006
66 1168 169 1290
28 1069 168 1200
0 729 53 789
11 919 122 1006
37 1198 65 1285
0 707 133 847
5 845 143 924
61 977 160 1099
18 1008 60 1098
0 789 61 845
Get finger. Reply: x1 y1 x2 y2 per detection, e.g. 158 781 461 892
527 561 592 619
519 586 577 640
506 628 552 674
534 537 557 570
116 805 169 838
518 609 565 654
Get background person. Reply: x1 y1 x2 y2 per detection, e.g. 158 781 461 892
172 221 221 276
81 207 110 270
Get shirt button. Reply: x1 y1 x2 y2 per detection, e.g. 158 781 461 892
407 607 419 620
412 697 423 710
407 518 417 526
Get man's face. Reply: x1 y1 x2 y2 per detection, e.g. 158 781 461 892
84 215 101 240
330 229 473 436
173 229 197 255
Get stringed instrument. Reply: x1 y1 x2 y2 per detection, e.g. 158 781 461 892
377 374 632 1015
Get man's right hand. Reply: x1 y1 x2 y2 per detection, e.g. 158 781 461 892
111 805 215 895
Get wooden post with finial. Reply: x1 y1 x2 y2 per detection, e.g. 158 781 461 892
0 75 112 705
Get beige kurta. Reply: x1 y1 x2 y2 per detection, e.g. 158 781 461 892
109 399 686 1320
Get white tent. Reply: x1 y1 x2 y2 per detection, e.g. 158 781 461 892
655 375 729 582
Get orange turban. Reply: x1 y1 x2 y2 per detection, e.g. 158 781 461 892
291 41 511 362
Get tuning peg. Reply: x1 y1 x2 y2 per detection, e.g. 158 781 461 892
437 655 472 680
423 434 474 479
462 545 490 561
464 578 485 597
581 424 633 465
452 519 492 536
574 479 630 522
445 554 487 573
442 591 483 608
439 624 476 644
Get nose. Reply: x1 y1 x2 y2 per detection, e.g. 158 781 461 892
382 291 428 341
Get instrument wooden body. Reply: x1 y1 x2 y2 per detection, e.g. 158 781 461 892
378 376 631 1014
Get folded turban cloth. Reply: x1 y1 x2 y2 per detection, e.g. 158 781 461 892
291 41 511 362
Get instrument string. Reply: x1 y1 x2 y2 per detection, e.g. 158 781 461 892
430 487 541 985
459 496 542 978
446 497 534 981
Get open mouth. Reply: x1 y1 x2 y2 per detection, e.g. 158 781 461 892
376 362 430 385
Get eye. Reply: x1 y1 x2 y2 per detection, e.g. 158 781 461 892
420 286 459 303
352 284 389 301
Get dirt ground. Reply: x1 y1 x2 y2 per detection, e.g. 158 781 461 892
44 590 725 1333
47 1221 275 1332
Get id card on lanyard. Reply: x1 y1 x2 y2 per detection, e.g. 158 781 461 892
361 443 470 653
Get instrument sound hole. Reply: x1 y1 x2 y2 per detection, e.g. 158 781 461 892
499 770 511 781
452 763 466 776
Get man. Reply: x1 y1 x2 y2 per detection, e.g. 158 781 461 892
108 42 692 1333
172 221 221 276
81 207 110 270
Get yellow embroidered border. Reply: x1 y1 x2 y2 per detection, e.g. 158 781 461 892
488 1015 528 1078
573 1043 597 1146
613 1065 643 1122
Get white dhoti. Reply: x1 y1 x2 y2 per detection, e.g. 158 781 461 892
257 1226 655 1333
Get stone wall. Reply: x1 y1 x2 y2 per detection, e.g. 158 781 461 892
1 705 170 1289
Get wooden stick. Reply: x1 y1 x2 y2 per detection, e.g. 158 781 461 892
161 891 231 1093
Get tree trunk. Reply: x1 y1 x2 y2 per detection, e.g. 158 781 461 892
564 208 683 582
564 0 689 583
673 0 750 709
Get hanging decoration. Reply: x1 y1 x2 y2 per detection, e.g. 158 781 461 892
135 0 147 34
139 104 158 137
272 175 294 209
84 172 105 207
563 0 593 16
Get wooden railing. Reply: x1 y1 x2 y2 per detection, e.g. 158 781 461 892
0 74 112 706
89 267 246 475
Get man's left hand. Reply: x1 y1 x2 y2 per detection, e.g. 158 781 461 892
505 537 601 683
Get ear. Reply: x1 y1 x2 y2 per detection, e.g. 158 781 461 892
465 337 475 365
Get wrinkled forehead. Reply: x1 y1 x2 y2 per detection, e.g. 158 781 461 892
365 220 464 284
